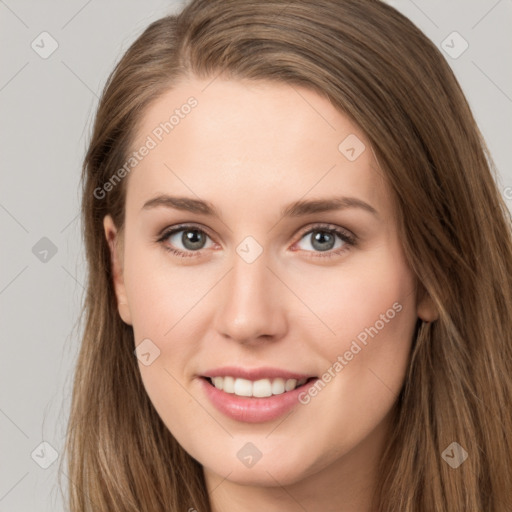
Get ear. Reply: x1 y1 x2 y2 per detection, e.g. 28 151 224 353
416 284 438 323
103 215 132 325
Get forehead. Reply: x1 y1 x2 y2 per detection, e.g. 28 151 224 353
125 77 392 221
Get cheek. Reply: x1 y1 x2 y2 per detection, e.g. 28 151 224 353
122 245 209 383
123 242 188 339
295 249 416 358
298 249 418 418
122 245 203 435
287 259 417 464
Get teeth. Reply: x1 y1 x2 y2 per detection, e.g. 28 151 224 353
223 376 235 393
253 379 272 398
208 376 309 397
285 378 297 391
271 378 285 395
234 378 253 397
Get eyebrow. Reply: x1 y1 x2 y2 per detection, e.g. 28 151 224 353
141 194 378 218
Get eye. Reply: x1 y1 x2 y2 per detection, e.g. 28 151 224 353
156 222 356 260
157 224 215 258
293 224 356 259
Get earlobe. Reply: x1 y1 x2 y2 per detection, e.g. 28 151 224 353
103 215 133 326
416 287 439 323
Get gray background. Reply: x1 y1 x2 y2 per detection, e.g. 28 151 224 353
1 1 511 510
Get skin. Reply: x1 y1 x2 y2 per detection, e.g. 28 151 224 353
104 77 438 512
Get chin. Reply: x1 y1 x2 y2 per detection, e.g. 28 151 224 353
197 440 324 488
206 460 307 487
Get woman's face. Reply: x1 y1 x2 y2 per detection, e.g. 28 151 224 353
104 77 436 489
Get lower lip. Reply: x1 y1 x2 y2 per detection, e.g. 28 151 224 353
200 377 318 423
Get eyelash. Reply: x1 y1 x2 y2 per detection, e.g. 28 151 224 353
155 223 357 260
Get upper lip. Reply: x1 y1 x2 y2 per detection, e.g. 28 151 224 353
201 366 317 381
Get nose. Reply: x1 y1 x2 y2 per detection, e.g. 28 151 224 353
213 247 288 346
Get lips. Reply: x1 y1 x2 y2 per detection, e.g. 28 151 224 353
199 366 318 422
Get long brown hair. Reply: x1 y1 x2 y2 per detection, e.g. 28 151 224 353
60 0 512 510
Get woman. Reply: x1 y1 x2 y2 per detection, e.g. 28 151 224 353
61 0 512 510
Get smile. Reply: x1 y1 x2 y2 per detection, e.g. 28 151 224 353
205 376 311 397
199 367 319 423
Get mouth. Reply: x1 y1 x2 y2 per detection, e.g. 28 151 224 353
201 375 317 398
199 368 319 423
